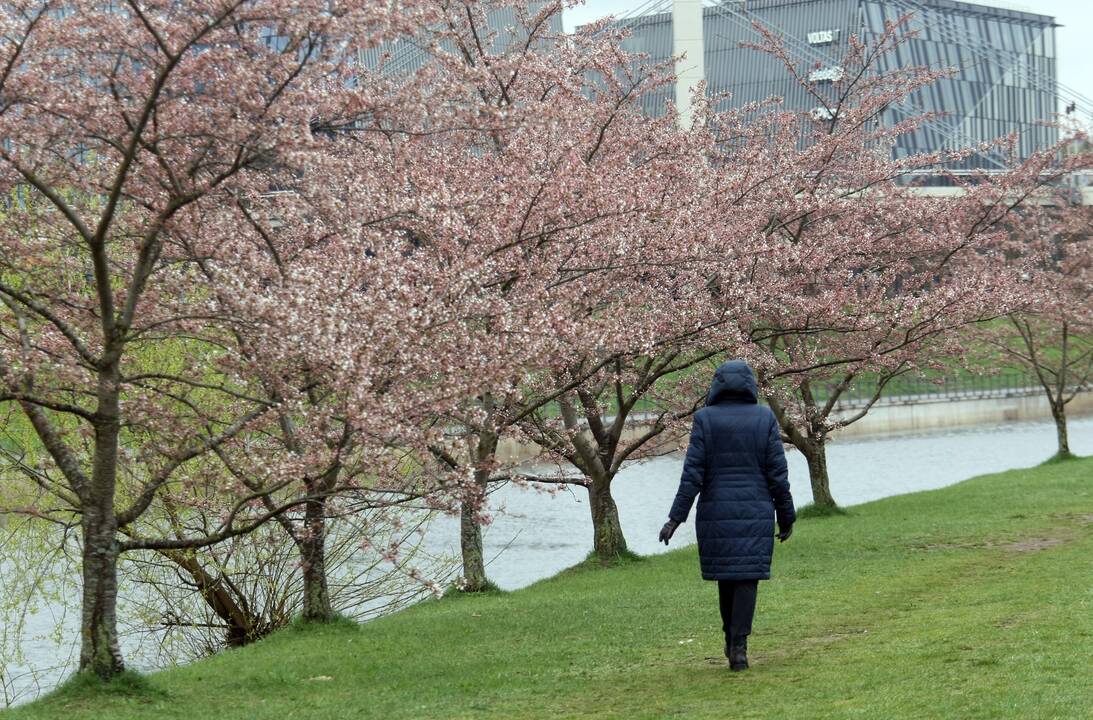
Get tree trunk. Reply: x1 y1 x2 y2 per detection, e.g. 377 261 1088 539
300 495 334 622
588 477 627 560
801 438 837 509
80 369 124 678
158 549 267 647
459 495 490 591
458 430 498 592
1051 402 1071 457
80 511 123 677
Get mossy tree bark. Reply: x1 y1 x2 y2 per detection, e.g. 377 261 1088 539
459 428 499 592
80 504 124 677
767 383 839 510
299 494 334 622
799 438 836 509
269 412 346 623
80 362 125 677
1051 402 1071 458
459 496 489 590
588 475 627 560
297 457 347 622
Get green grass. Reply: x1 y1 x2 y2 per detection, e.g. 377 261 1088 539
795 503 852 519
7 458 1093 719
1042 450 1080 465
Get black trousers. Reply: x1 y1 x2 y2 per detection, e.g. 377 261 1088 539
717 579 759 638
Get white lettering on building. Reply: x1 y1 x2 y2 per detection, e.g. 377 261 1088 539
808 66 845 83
807 29 838 45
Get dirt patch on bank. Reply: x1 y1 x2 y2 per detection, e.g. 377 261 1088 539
910 533 1076 553
996 537 1067 553
1048 512 1093 525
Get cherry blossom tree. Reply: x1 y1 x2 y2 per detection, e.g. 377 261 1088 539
398 5 732 582
982 183 1093 459
514 354 714 560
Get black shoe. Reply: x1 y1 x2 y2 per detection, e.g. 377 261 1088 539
728 635 749 671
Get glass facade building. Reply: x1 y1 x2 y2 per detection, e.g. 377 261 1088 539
357 3 564 78
613 0 1058 169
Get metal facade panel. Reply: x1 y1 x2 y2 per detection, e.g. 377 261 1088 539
620 0 1057 163
618 13 677 113
703 0 858 112
862 0 1058 166
358 3 565 78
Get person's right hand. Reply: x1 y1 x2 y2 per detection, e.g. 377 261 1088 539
777 523 793 543
658 520 679 545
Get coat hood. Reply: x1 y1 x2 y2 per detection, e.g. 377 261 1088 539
707 360 758 405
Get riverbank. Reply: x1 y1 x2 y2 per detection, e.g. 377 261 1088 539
6 456 1092 719
495 391 1093 462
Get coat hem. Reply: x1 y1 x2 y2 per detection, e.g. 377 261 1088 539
701 573 770 581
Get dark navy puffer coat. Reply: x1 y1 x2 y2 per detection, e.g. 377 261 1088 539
668 360 796 581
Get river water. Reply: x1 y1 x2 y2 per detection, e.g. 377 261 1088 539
2 416 1090 703
427 416 1093 590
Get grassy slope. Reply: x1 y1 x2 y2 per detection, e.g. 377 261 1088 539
7 458 1093 720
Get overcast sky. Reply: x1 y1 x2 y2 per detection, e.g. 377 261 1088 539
562 0 1093 118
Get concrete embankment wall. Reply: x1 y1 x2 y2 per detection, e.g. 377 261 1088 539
496 426 683 466
830 391 1093 440
496 391 1093 464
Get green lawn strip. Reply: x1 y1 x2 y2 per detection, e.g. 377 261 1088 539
6 458 1091 720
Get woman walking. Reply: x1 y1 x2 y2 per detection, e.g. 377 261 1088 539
658 360 796 671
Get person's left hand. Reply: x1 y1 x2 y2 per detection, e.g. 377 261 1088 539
658 520 679 545
777 522 793 543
